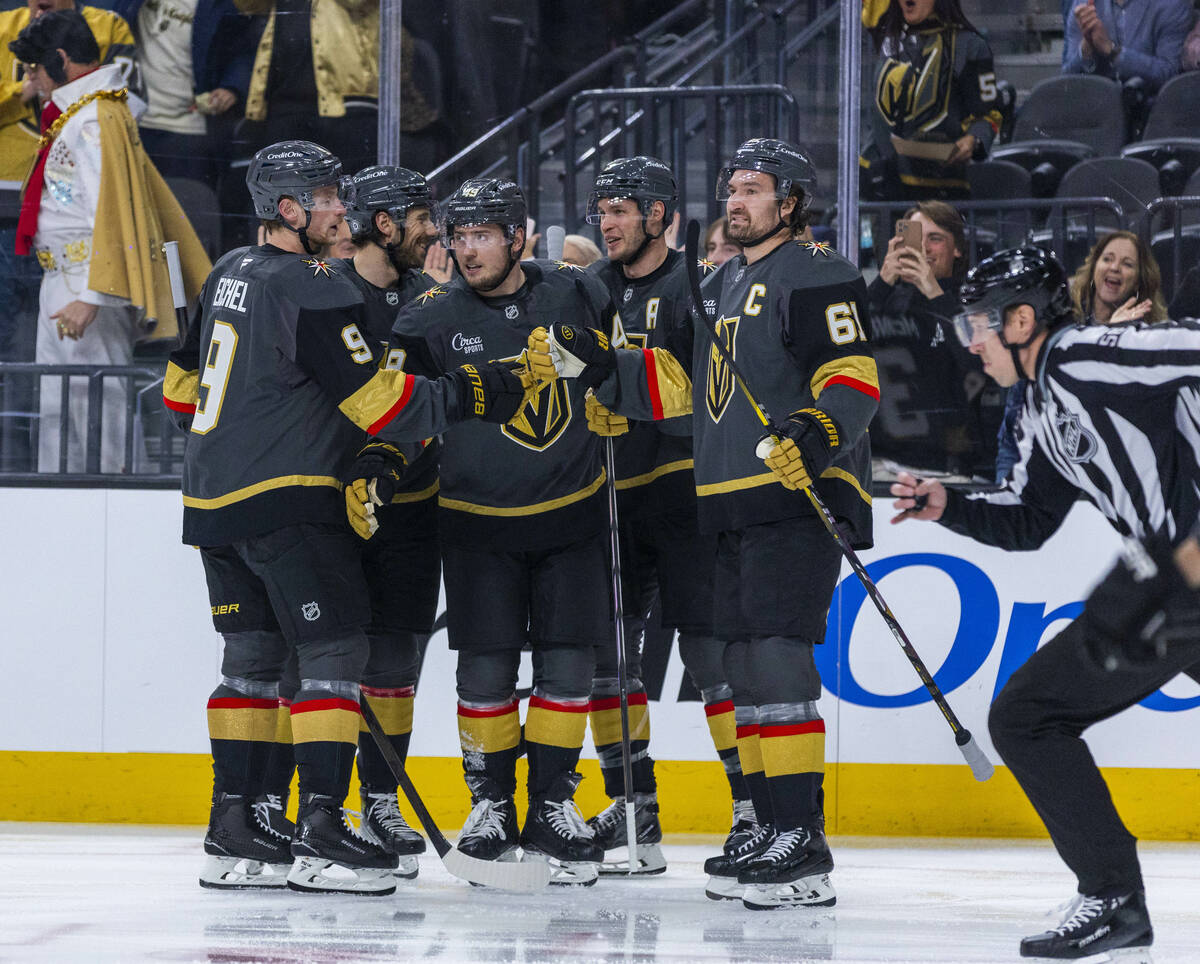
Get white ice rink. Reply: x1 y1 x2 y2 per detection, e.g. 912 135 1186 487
1 825 1197 963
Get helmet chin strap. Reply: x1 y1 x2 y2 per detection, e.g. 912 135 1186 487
281 208 321 255
618 214 665 268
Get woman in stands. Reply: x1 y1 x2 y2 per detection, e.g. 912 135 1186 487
860 0 1002 200
1070 231 1168 326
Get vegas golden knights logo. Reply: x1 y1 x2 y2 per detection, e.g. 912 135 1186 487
875 32 952 132
706 316 739 423
501 348 572 451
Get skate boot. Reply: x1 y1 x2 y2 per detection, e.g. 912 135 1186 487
457 793 521 865
360 789 426 880
587 792 667 876
287 793 398 896
199 791 291 890
520 772 603 886
1019 890 1153 959
253 791 295 840
703 798 772 901
739 824 836 910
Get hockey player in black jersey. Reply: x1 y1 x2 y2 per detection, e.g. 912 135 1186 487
581 156 747 875
891 246 1200 959
164 142 542 895
375 178 614 884
542 139 879 908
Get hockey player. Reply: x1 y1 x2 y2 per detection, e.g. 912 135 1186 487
374 177 615 885
580 156 748 876
541 138 878 908
163 141 541 895
890 245 1200 959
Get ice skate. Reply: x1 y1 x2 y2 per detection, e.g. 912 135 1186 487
587 792 666 876
1019 890 1153 959
360 789 426 880
457 793 521 865
287 793 398 896
252 791 295 840
520 772 603 886
703 813 775 901
739 824 834 881
199 791 291 890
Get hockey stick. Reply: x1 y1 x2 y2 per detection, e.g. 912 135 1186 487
546 225 566 261
601 434 640 871
682 219 993 782
358 694 551 891
162 241 190 339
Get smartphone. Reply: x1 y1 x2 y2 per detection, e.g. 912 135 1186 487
896 219 923 251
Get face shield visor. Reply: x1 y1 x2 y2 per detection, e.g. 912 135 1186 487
951 306 1005 349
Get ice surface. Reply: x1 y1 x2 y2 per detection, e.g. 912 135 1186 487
0 825 1197 962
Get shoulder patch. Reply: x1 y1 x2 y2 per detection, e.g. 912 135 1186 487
554 260 585 272
302 258 334 277
801 240 832 258
698 258 717 275
417 285 448 304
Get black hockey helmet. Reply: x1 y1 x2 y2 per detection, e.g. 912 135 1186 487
439 178 527 246
585 156 678 226
246 140 350 219
344 165 434 241
716 137 817 211
953 245 1074 349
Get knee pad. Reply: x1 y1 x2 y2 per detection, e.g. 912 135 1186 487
363 630 422 689
219 629 289 683
456 649 521 705
748 636 822 704
294 631 369 686
535 645 594 701
678 633 726 692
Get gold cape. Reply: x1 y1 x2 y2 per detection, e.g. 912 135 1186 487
88 96 211 343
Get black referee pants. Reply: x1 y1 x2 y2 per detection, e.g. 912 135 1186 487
989 617 1200 896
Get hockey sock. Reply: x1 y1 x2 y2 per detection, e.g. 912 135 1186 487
700 682 747 801
206 677 279 795
458 697 521 798
758 703 825 831
290 680 362 798
525 687 590 797
735 704 774 825
589 677 655 797
356 684 414 791
260 696 295 796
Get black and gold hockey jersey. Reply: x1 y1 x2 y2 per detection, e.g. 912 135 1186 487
164 244 470 547
589 248 703 520
391 259 616 550
600 239 878 546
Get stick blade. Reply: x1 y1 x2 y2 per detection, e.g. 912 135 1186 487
441 847 551 892
957 732 995 781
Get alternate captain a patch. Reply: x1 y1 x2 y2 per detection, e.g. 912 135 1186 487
302 258 333 277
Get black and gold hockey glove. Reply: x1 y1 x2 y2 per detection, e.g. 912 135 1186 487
526 326 560 384
546 323 616 390
585 393 629 436
755 408 840 492
343 442 408 540
451 361 536 424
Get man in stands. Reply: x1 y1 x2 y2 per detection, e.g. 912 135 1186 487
1064 0 1196 92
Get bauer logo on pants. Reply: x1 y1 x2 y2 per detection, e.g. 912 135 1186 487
301 601 321 621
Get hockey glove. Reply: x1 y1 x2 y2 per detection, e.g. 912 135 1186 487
343 442 408 540
526 327 560 384
451 361 536 425
755 408 841 492
1080 535 1199 672
585 393 629 436
546 323 616 390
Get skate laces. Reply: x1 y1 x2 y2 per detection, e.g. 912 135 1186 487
251 797 291 842
758 827 806 861
545 798 595 840
591 798 626 835
733 822 773 856
1053 895 1105 935
339 807 380 845
366 793 416 836
460 799 509 841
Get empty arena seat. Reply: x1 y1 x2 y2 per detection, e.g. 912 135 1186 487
1121 74 1200 194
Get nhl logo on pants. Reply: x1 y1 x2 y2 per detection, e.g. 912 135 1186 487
301 601 321 622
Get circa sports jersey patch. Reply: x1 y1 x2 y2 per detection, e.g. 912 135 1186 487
302 258 333 277
417 285 447 304
803 240 832 257
1056 411 1098 463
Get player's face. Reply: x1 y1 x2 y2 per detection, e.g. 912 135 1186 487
303 184 347 246
596 197 647 263
725 171 783 246
900 0 936 25
328 218 357 259
451 222 517 291
28 0 72 18
395 206 437 268
1091 237 1139 315
706 223 741 266
911 211 960 280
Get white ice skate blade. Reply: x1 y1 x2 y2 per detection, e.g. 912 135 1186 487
1092 949 1155 964
394 855 419 880
705 874 744 901
285 856 397 896
198 854 288 890
520 850 600 886
599 843 667 876
444 846 551 893
742 873 837 911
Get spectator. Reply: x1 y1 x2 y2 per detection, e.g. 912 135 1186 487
1069 230 1167 325
560 233 600 267
861 0 1001 200
1170 262 1200 319
704 216 740 266
1183 13 1200 71
11 9 209 473
866 200 1003 477
107 0 264 188
1063 0 1195 93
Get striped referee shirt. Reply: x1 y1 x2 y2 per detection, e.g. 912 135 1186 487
939 322 1200 549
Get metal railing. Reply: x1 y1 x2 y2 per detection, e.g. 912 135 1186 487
0 363 181 484
1142 196 1200 302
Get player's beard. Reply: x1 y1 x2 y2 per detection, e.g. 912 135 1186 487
727 212 772 245
462 256 513 292
387 233 430 273
610 224 647 265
